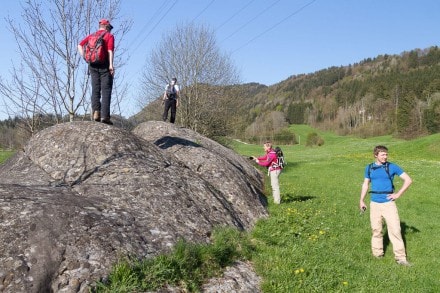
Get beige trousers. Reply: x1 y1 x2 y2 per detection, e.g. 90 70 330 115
370 201 407 261
270 169 281 204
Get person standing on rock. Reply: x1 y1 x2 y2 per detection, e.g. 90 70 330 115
162 77 180 123
78 19 115 125
252 141 282 204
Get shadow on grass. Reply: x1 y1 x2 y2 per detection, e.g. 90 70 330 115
285 161 302 167
281 161 302 170
383 222 420 255
282 193 316 203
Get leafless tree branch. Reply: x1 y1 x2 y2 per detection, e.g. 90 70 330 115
140 22 241 137
0 0 132 134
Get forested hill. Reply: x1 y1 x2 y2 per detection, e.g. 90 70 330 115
244 46 440 140
5 46 437 149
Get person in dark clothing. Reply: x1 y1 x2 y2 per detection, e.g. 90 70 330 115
162 77 180 123
78 19 115 125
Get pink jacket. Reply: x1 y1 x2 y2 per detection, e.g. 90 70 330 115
257 149 281 171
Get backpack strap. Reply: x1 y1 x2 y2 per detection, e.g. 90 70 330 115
384 162 395 191
368 162 395 193
166 84 176 98
98 30 107 38
269 150 281 170
89 30 107 42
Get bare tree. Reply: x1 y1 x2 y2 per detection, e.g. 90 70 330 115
245 111 288 143
0 0 131 135
140 22 240 136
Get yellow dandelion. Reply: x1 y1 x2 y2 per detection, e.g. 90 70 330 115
343 281 348 286
294 269 300 275
300 268 305 273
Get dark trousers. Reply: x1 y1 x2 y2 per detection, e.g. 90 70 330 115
89 66 113 119
163 99 177 123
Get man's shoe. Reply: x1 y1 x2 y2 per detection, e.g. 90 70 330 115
101 118 113 125
396 259 411 266
93 111 101 122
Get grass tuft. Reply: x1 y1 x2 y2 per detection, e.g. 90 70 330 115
0 150 14 164
94 227 254 292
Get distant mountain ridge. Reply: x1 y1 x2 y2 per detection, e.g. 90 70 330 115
241 46 440 139
4 47 438 151
133 46 440 142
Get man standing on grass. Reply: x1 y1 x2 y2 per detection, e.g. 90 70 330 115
359 145 412 266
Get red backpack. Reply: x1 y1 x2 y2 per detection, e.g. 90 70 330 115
84 31 107 65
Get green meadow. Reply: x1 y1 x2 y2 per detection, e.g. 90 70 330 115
235 125 440 292
1 126 439 292
0 150 14 164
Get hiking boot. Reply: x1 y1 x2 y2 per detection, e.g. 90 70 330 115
396 259 411 266
101 118 113 125
93 111 101 122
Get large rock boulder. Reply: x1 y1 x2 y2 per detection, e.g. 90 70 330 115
0 122 266 292
133 121 268 230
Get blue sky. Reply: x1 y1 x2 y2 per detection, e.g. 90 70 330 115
1 0 439 119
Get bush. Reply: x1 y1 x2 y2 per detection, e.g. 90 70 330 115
212 136 233 148
273 128 297 145
306 132 324 146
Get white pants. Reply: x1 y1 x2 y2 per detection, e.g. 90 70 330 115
270 169 281 204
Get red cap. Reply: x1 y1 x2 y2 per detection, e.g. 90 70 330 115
99 19 110 25
99 19 113 30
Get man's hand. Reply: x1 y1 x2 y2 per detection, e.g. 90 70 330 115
359 201 367 212
387 193 401 201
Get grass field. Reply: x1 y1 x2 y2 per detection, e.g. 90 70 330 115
234 125 440 292
1 127 439 292
0 150 14 165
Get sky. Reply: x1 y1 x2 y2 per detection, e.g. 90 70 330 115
0 0 439 119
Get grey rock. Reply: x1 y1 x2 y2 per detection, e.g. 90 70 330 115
202 261 261 293
133 121 268 230
158 261 262 293
0 121 266 292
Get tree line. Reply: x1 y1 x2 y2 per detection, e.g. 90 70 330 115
1 0 438 148
3 46 440 149
245 46 440 140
